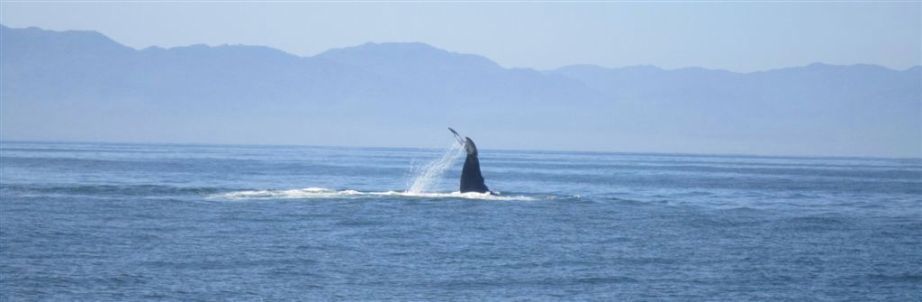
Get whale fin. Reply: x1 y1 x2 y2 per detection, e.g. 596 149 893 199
462 137 478 156
448 127 465 146
449 128 490 193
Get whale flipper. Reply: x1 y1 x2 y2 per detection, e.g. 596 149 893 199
449 128 490 193
459 139 490 193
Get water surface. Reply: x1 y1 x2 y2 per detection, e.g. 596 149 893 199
1 142 920 300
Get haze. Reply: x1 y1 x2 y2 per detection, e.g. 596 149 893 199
1 2 920 157
2 2 919 72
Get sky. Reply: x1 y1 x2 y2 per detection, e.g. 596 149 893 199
0 1 919 72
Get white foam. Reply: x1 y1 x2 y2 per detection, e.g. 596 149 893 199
209 137 527 202
208 187 534 201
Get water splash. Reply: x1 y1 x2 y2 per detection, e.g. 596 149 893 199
406 141 465 193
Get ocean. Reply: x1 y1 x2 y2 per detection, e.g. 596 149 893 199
1 141 920 301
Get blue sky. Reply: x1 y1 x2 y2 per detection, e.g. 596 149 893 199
1 1 919 72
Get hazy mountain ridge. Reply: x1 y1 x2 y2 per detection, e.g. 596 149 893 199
1 25 919 157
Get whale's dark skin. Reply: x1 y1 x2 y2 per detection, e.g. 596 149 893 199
459 137 490 193
449 128 491 194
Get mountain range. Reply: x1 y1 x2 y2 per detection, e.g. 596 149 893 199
1 25 919 157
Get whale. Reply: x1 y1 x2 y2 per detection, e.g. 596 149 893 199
449 128 491 194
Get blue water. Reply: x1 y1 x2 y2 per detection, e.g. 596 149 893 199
1 141 920 301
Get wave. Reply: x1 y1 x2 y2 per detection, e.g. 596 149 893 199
2 183 223 196
208 187 536 201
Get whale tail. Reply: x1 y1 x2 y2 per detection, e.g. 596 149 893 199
448 128 490 193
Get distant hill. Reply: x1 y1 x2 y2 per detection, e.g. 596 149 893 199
1 25 919 157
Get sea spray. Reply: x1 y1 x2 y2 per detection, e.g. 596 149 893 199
406 142 465 193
